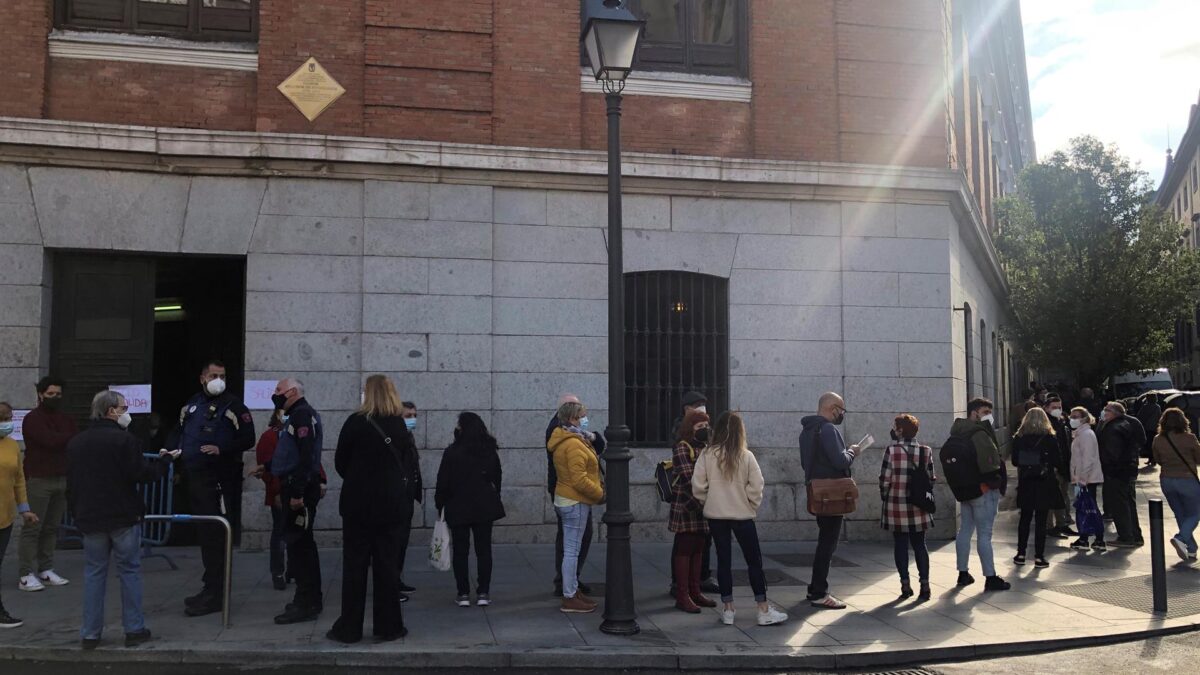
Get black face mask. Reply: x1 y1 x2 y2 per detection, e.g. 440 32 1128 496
889 429 899 441
271 394 289 410
832 413 845 426
41 397 62 411
694 428 710 444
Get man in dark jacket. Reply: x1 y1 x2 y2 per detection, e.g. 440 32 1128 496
545 394 605 597
799 392 860 610
18 376 77 591
165 360 255 617
67 390 177 650
270 378 325 624
1097 401 1146 547
1044 395 1076 537
1078 387 1105 421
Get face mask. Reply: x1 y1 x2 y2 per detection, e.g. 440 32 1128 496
42 397 62 411
205 378 226 396
0 422 13 438
271 393 289 410
117 412 132 429
694 427 710 444
981 414 994 426
579 416 589 431
832 413 845 426
1069 418 1083 429
1050 408 1063 419
405 418 417 431
694 405 707 414
889 429 900 441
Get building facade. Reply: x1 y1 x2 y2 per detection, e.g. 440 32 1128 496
1161 91 1200 388
0 0 1034 546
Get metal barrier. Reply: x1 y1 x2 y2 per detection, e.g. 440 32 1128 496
142 514 233 628
1150 498 1167 613
140 453 177 569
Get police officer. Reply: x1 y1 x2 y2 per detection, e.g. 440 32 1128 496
269 377 324 625
166 360 255 618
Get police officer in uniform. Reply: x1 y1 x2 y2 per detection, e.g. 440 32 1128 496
269 377 325 624
166 360 255 617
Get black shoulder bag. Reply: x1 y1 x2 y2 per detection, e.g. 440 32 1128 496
364 416 413 494
905 444 937 514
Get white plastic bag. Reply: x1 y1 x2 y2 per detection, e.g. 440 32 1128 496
428 510 452 572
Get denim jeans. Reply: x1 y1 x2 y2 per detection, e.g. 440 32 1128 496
81 526 145 639
1161 476 1200 554
893 530 930 583
709 519 767 603
956 488 1000 577
555 503 590 599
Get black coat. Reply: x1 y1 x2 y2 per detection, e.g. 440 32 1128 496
435 440 505 527
1097 414 1147 480
334 413 421 528
1012 433 1066 511
66 419 172 534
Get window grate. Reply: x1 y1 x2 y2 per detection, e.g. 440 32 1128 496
624 271 729 446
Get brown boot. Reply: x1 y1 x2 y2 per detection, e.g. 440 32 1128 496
576 591 598 608
673 553 701 613
560 595 596 613
689 550 717 608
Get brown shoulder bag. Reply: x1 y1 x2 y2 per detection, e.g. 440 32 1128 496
805 445 858 516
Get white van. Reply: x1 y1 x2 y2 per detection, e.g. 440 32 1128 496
1108 369 1175 400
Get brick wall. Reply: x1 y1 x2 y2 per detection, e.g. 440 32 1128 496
1 0 51 118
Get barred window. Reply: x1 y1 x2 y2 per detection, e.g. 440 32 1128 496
625 271 729 445
980 319 989 399
963 304 974 399
56 0 258 41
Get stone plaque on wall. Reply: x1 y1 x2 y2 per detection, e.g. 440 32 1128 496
277 57 345 122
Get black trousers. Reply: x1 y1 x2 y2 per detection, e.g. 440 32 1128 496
332 521 403 641
396 520 412 582
222 461 244 547
450 523 493 596
284 503 323 610
1017 506 1050 558
183 466 227 592
808 515 842 600
269 504 286 579
1105 476 1143 543
893 530 930 583
709 519 767 602
554 508 592 586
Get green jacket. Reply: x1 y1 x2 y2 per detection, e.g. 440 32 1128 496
950 418 1003 476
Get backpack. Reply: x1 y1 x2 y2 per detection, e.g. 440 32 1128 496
939 433 983 503
654 443 696 503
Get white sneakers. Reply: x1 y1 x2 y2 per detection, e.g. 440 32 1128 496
17 571 69 592
756 606 789 626
720 609 736 625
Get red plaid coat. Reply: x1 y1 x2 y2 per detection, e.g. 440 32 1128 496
668 441 709 534
879 440 936 532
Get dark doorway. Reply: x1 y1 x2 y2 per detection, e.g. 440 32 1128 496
51 252 247 544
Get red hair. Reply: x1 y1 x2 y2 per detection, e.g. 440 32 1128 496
679 409 711 444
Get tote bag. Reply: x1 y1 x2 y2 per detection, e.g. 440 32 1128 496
428 510 453 572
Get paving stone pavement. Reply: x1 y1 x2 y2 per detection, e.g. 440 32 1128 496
1 472 1197 671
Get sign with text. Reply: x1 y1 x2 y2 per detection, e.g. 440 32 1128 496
277 57 345 122
109 384 152 415
11 410 28 443
245 380 279 411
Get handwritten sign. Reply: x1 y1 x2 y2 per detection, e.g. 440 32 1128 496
245 380 279 411
11 410 29 442
109 384 152 415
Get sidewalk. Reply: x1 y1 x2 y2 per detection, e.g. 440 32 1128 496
2 490 1198 671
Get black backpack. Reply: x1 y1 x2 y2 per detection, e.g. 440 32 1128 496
905 446 937 513
939 434 983 503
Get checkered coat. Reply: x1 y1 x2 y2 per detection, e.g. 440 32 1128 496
669 440 709 535
879 440 936 532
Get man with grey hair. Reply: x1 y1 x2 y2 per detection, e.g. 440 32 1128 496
268 377 325 624
67 390 179 649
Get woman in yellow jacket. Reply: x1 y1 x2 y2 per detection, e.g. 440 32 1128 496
1 402 40 628
547 401 604 614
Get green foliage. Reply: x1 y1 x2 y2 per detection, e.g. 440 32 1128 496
994 136 1200 385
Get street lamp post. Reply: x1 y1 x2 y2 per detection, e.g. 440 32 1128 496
581 0 644 637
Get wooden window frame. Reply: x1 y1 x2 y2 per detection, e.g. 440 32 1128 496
55 0 258 42
584 0 749 78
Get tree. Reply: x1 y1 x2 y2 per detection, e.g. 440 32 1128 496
995 136 1200 387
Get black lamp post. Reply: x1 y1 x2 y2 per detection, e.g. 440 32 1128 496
581 0 644 637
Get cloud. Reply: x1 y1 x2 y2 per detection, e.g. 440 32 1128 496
1021 0 1200 183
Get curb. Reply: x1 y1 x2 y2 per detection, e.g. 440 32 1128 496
3 622 1197 671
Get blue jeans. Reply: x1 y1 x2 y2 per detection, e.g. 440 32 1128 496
956 489 1000 577
1161 477 1200 554
555 503 590 599
81 526 145 639
709 519 767 603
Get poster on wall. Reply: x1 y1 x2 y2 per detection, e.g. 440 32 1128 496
10 410 29 442
108 384 152 414
245 380 279 411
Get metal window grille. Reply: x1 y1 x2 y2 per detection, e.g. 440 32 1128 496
980 319 989 399
964 304 974 399
624 271 729 445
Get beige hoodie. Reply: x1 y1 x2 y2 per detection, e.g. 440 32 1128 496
692 444 764 520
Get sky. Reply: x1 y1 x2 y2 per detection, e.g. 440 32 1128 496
1021 0 1200 185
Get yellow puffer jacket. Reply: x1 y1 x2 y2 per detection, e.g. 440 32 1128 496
548 427 603 505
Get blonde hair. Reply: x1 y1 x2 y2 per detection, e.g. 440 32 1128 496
1017 406 1055 437
359 374 404 418
1069 406 1095 426
557 401 586 424
708 411 748 480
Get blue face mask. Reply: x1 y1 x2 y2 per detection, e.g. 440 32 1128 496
0 422 13 438
405 418 417 431
579 416 589 431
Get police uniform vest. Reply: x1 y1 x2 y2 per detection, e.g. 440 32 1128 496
179 393 241 466
271 407 323 482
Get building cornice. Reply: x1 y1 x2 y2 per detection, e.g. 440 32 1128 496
578 69 752 103
47 30 259 72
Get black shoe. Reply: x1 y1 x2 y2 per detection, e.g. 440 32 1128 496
1048 529 1070 539
956 571 975 587
124 629 153 648
1013 554 1026 565
81 638 100 650
274 605 321 625
1070 538 1090 550
700 577 720 594
398 592 410 603
899 581 914 599
1092 541 1107 551
398 580 416 594
1034 558 1050 568
577 582 593 595
1060 526 1078 536
0 608 23 629
185 589 217 609
918 583 931 602
272 575 287 591
326 628 361 644
374 626 408 642
185 598 222 617
984 575 1011 591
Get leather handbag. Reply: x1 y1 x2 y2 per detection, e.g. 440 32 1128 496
806 477 859 516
